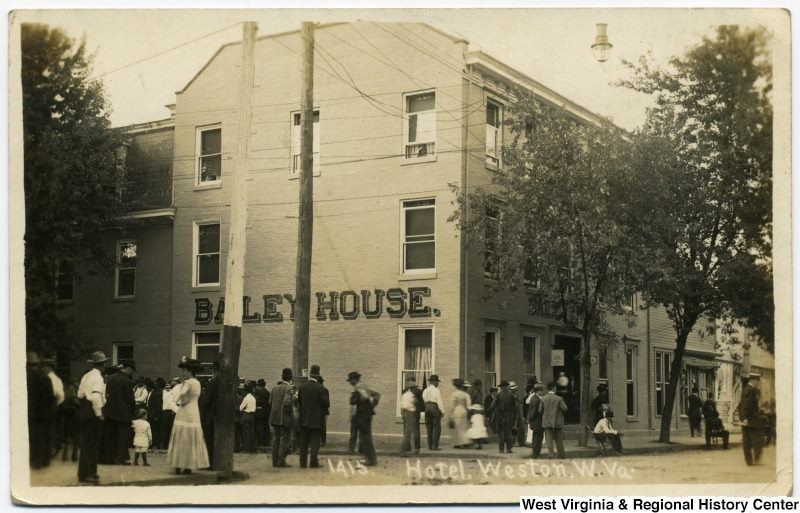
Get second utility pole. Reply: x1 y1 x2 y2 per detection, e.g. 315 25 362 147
292 22 315 378
214 21 257 479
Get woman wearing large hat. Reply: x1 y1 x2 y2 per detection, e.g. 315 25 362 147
166 357 209 474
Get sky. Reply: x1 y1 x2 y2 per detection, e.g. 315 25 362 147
13 7 788 131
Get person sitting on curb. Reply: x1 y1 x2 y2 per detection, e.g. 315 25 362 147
593 404 623 454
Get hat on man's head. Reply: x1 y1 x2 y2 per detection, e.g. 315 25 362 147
281 368 293 381
428 374 440 383
257 378 266 386
597 384 608 392
87 351 110 364
509 381 518 390
534 383 546 391
40 355 57 365
489 386 498 392
499 380 510 387
310 364 321 376
346 371 362 382
452 378 464 387
119 359 137 371
26 352 40 365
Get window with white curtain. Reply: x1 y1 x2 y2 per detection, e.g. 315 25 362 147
401 327 433 388
486 100 502 166
404 91 436 159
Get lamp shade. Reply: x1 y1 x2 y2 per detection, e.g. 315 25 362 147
591 23 613 62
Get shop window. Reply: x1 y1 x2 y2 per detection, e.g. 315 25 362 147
193 331 221 379
400 326 433 392
55 261 74 302
404 91 436 159
484 330 500 389
486 100 502 166
598 345 609 388
194 221 220 286
655 351 671 416
113 342 134 366
523 334 538 383
290 110 320 177
196 125 221 185
401 199 435 273
626 346 637 417
115 240 137 298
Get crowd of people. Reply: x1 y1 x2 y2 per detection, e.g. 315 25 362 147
26 348 778 484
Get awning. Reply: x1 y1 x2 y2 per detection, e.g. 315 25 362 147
683 356 719 369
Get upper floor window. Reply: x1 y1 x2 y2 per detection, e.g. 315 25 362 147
404 91 436 159
194 221 221 286
193 331 221 379
486 100 502 166
291 110 320 177
115 240 137 298
196 125 221 185
401 199 435 273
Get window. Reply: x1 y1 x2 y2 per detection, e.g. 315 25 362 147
113 342 134 366
401 199 435 273
55 261 74 302
115 240 137 298
194 222 221 286
626 346 637 417
486 100 502 166
290 110 320 177
484 205 500 276
196 125 221 185
523 334 538 383
404 91 435 159
622 293 637 311
484 330 500 389
655 351 671 416
598 345 609 388
400 326 433 390
193 331 221 379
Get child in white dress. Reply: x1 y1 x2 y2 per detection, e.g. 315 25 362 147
132 408 152 466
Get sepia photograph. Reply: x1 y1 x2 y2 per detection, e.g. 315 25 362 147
7 6 792 505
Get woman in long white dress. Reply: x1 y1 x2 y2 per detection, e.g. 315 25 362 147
167 357 209 474
450 380 472 448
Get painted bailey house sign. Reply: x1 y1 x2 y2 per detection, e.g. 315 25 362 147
194 287 441 325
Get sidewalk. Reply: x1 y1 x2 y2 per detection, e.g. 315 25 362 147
31 432 740 487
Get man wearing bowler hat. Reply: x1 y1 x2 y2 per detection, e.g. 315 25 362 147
495 380 517 453
269 368 294 467
104 359 137 465
422 374 444 450
76 351 109 484
348 371 378 466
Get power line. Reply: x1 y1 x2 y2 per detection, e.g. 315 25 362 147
90 22 242 81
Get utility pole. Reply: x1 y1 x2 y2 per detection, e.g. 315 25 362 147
213 21 257 479
292 22 314 379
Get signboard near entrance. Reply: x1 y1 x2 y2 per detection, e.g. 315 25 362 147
551 349 565 366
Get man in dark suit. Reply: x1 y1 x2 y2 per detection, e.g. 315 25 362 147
103 360 136 465
687 388 703 437
253 378 270 450
27 352 55 469
146 378 164 450
348 371 378 466
527 383 546 458
494 380 517 454
269 368 294 467
297 369 330 468
738 376 763 465
540 382 568 459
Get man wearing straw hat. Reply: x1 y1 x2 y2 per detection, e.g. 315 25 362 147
76 351 108 484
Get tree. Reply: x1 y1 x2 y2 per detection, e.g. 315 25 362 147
22 24 126 359
621 26 773 442
451 92 639 446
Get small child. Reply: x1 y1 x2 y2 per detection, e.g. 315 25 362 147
465 404 490 449
132 408 152 466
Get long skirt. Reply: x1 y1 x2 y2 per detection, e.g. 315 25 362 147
452 415 470 446
167 419 209 470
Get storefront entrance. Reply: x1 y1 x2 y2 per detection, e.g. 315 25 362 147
552 335 582 424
